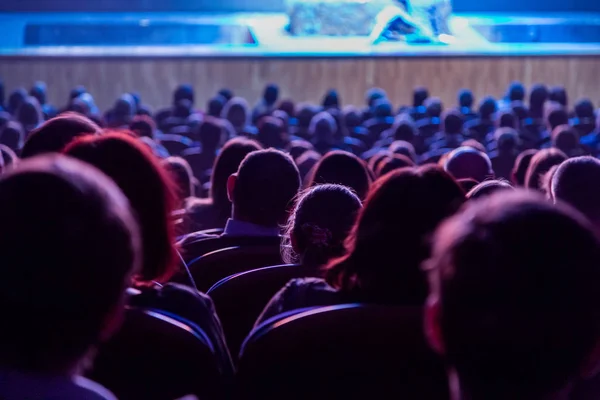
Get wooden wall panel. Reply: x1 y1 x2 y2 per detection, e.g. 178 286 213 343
1 56 599 113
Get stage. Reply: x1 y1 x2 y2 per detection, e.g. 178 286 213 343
0 10 599 110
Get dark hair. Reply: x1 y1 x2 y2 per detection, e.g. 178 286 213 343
16 96 43 132
507 81 525 102
373 98 393 119
549 86 568 107
458 89 474 109
163 156 194 203
207 96 226 118
322 90 340 109
496 109 518 129
309 112 337 152
574 99 595 119
461 139 486 154
218 88 233 102
257 116 285 149
545 105 569 131
22 113 101 159
391 116 417 142
529 84 548 118
197 117 223 150
64 133 177 284
479 97 497 120
413 87 429 108
551 156 600 223
425 98 443 118
525 148 567 190
288 139 314 161
0 155 139 372
278 100 296 118
427 192 600 398
551 125 580 156
467 179 514 200
29 82 47 106
7 88 27 115
233 149 300 227
263 84 279 106
389 140 416 161
0 121 25 151
174 84 194 105
222 97 250 131
377 154 415 177
129 115 156 139
325 166 464 305
365 88 386 107
283 184 362 267
445 147 493 183
442 110 464 134
308 150 371 200
511 149 537 186
494 127 519 154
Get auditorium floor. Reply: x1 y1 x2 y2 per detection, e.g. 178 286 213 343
0 11 599 58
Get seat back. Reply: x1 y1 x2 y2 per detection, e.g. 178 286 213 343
207 264 318 360
181 235 281 263
89 308 224 400
160 134 193 156
236 304 449 400
189 245 283 291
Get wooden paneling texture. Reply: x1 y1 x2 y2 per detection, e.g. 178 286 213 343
1 56 599 113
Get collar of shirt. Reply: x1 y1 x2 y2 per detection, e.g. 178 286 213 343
222 218 280 237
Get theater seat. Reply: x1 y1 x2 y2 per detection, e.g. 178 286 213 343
180 235 281 264
207 264 318 360
189 245 283 292
159 134 193 156
236 304 449 400
89 308 225 400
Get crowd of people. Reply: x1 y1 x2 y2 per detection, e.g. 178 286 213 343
0 78 600 399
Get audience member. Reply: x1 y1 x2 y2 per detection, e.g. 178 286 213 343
257 116 286 149
489 127 520 180
288 139 314 161
552 124 584 157
207 95 226 118
511 149 537 186
507 81 526 103
295 103 319 139
376 154 415 177
218 88 234 102
183 118 225 183
310 111 338 154
0 121 25 152
252 83 279 123
30 81 57 119
0 155 140 400
307 150 371 200
549 86 568 108
458 89 476 121
257 166 464 324
16 96 44 134
466 179 514 200
222 97 254 136
444 146 494 183
7 88 27 115
163 156 197 209
425 192 600 400
529 84 548 120
322 89 340 110
524 148 567 191
389 140 417 162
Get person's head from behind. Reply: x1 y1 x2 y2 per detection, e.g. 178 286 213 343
308 150 371 200
390 140 416 162
425 97 443 118
373 98 393 119
21 112 100 159
496 109 518 129
466 179 514 200
425 191 600 399
545 104 569 132
549 86 568 107
575 99 595 120
479 97 497 121
288 139 314 161
222 97 250 130
529 84 548 114
494 127 519 155
309 112 337 150
507 81 525 102
552 125 581 157
458 89 474 110
442 110 464 135
445 147 494 183
109 94 136 127
173 84 194 106
278 99 295 118
263 83 279 106
209 138 262 217
29 81 47 106
197 117 223 151
7 88 27 115
377 154 415 177
218 88 233 102
16 96 43 133
129 114 156 139
207 95 226 118
257 116 285 149
391 115 417 143
228 149 300 227
322 89 340 110
64 133 177 284
325 166 465 305
283 184 362 267
0 121 25 151
512 149 537 186
0 155 140 373
525 148 567 190
413 87 429 108
551 156 600 230
365 87 386 108
163 156 194 206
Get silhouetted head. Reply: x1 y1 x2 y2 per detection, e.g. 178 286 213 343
549 86 568 107
376 154 415 177
391 115 417 143
390 140 417 162
222 97 250 130
507 81 525 102
64 133 177 284
0 144 18 170
308 150 371 200
218 88 233 102
479 97 497 120
7 88 28 115
466 179 514 200
197 117 223 151
574 99 595 120
322 89 340 109
22 113 100 159
445 147 493 183
413 87 429 108
209 138 262 218
229 149 300 227
288 139 314 161
511 101 528 122
373 98 393 119
296 104 319 130
551 156 600 228
309 112 337 151
283 184 362 267
257 116 285 149
69 86 86 101
425 97 443 118
163 156 194 205
16 96 44 133
511 149 537 187
365 88 387 108
496 109 518 129
552 125 581 157
207 95 226 118
545 104 569 132
325 166 464 305
461 139 486 154
529 84 548 117
109 94 136 127
494 127 519 154
29 81 47 105
173 84 194 106
0 121 25 151
525 148 567 190
263 83 279 106
442 110 464 135
458 89 474 109
426 191 600 399
129 115 156 139
278 99 296 118
0 155 140 373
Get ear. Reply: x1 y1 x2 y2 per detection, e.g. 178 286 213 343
424 294 446 355
226 174 237 203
